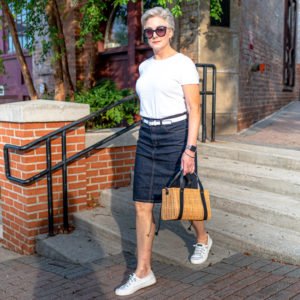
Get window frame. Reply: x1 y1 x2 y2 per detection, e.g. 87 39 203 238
283 0 297 90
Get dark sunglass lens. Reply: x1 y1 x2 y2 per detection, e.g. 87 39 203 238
144 29 153 38
156 27 167 37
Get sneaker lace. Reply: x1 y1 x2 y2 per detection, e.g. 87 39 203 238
124 274 137 288
193 243 207 257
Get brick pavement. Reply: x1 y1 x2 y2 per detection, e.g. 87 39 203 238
1 251 300 300
221 101 300 151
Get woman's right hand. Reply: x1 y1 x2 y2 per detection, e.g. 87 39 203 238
181 150 195 175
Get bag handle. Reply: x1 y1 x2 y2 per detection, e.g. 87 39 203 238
167 170 204 191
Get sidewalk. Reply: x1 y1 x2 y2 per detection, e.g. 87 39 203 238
0 248 300 299
220 101 300 150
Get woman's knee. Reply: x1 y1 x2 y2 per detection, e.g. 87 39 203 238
135 201 154 217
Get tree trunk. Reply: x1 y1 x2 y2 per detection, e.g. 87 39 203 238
53 0 75 101
46 0 66 101
1 0 38 100
84 37 97 90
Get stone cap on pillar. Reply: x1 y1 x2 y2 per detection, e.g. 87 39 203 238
0 100 90 122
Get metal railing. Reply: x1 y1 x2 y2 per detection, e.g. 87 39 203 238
3 64 216 237
4 94 140 236
196 64 217 142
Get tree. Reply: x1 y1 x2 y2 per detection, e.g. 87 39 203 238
0 0 38 99
45 0 75 100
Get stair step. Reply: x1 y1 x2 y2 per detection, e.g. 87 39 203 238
206 208 300 264
99 185 300 233
202 178 300 232
36 229 122 264
198 156 300 197
73 207 235 270
199 141 300 171
99 186 300 233
96 187 300 264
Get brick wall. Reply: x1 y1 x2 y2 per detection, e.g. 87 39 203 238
238 0 300 131
0 121 87 254
0 101 136 254
85 146 136 204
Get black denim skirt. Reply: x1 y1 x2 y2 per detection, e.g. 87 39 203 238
133 119 197 203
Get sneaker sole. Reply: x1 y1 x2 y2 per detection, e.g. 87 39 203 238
115 277 157 296
190 239 213 265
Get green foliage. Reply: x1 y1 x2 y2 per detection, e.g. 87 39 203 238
77 0 107 48
210 0 223 21
74 80 139 129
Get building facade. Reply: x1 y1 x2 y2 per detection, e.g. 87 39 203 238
0 0 299 133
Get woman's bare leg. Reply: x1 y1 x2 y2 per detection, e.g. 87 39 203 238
192 220 208 244
134 201 156 278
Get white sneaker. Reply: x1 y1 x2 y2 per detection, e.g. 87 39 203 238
115 271 157 296
190 234 213 265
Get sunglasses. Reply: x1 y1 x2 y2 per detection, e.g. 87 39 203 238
144 26 168 39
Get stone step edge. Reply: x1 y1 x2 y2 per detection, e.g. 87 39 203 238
198 140 300 159
197 155 300 182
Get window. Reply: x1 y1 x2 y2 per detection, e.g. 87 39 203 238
7 8 29 53
105 4 128 49
210 0 230 27
283 0 297 88
104 1 160 49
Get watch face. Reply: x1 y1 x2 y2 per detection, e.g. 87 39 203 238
187 145 197 152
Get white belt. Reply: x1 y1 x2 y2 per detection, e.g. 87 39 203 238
142 114 187 126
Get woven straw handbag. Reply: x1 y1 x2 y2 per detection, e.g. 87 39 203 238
161 171 211 221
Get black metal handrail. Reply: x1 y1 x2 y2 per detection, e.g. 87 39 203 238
196 64 217 142
4 94 140 236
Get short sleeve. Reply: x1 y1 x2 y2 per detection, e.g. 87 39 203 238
180 56 199 85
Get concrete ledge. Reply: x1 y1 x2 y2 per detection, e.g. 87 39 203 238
86 127 139 148
0 100 90 122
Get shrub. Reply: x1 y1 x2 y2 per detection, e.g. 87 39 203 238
74 80 139 129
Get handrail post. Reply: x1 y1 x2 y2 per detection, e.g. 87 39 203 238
201 66 207 142
211 66 217 141
46 138 54 236
62 131 69 231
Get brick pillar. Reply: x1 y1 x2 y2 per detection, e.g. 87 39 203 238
0 100 90 254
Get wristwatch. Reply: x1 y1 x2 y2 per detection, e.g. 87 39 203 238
185 144 197 152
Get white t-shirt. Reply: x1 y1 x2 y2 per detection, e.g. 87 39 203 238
136 53 199 119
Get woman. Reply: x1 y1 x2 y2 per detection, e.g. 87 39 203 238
115 6 212 296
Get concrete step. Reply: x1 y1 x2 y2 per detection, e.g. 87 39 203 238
202 178 300 232
198 141 300 171
73 202 235 270
99 185 300 233
206 208 300 265
76 187 300 265
100 185 300 232
198 156 300 197
74 197 300 266
36 229 122 264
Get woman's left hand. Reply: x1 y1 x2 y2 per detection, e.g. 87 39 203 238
181 150 195 175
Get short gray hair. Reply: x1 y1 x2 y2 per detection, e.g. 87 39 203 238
141 7 175 31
